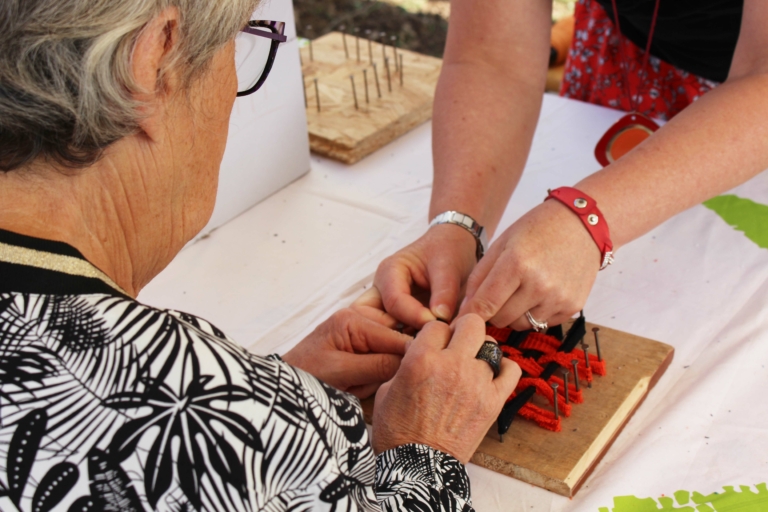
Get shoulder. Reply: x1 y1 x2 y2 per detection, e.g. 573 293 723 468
0 292 379 510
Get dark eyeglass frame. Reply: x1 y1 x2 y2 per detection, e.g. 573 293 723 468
237 20 287 97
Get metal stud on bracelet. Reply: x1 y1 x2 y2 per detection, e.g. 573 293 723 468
545 187 614 271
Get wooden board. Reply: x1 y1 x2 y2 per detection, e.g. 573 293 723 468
301 32 442 164
362 322 674 497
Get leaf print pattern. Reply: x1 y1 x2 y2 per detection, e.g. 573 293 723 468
31 462 78 512
106 344 263 508
0 291 473 511
7 409 47 506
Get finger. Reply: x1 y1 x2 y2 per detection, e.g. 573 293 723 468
472 334 502 379
336 353 404 389
459 255 522 322
346 382 381 399
375 260 437 328
461 240 501 303
420 248 468 322
351 315 413 356
352 287 384 308
485 280 548 329
508 302 558 332
408 320 452 354
545 311 577 328
427 259 463 322
494 358 522 397
352 287 400 329
354 306 399 329
445 313 487 358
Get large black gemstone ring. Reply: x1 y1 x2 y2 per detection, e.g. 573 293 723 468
475 341 503 378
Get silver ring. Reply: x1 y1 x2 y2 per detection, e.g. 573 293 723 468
525 311 548 333
475 341 503 378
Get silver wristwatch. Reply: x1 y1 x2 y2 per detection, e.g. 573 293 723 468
429 211 489 260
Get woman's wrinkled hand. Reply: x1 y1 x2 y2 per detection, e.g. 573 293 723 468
373 224 478 329
459 199 601 330
282 308 412 399
371 314 521 464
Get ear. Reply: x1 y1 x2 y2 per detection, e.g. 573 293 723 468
131 7 181 141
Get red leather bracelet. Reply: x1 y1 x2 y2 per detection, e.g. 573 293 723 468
545 187 614 270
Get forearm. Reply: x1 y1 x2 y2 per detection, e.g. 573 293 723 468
376 444 473 511
577 72 768 249
430 63 547 237
428 0 551 237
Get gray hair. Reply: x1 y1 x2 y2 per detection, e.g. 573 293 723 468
0 0 260 172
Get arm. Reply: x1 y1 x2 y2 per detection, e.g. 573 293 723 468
459 0 768 329
287 313 520 511
373 0 552 327
430 0 552 233
576 0 768 248
372 317 520 511
376 444 473 511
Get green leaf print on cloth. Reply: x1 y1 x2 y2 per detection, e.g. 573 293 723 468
599 484 768 511
703 195 768 249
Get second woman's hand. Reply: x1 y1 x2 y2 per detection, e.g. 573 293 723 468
373 223 479 328
459 199 601 330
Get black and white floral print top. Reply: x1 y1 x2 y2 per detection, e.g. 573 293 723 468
0 229 473 512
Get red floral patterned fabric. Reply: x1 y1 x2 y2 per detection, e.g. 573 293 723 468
559 0 719 121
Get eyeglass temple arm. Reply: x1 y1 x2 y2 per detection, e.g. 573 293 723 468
242 26 287 43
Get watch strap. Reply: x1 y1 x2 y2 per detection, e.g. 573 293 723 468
429 211 489 260
545 187 614 270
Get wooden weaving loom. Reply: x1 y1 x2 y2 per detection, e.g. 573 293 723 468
363 318 673 497
301 32 442 164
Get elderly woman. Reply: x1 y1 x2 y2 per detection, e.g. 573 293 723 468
0 1 519 511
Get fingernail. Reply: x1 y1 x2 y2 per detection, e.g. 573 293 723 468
421 309 437 324
434 304 451 321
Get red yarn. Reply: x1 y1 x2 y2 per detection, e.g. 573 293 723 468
518 402 562 432
488 325 607 433
548 374 583 404
516 377 572 417
486 326 512 342
539 349 607 384
501 346 544 378
519 333 561 354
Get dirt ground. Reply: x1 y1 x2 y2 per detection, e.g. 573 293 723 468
293 0 576 58
293 0 449 57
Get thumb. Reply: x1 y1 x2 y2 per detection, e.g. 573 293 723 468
428 261 463 322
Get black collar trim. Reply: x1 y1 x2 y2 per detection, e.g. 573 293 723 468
0 228 130 298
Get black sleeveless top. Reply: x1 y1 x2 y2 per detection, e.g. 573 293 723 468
595 0 744 83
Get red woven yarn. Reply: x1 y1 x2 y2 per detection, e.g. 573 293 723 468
489 325 607 432
486 325 512 342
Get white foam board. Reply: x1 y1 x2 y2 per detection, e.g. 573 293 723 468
198 0 310 239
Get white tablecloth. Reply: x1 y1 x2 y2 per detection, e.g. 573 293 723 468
140 94 768 511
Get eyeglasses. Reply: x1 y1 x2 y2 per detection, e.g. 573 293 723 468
235 20 287 97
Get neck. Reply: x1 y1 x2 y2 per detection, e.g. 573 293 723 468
0 150 188 297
